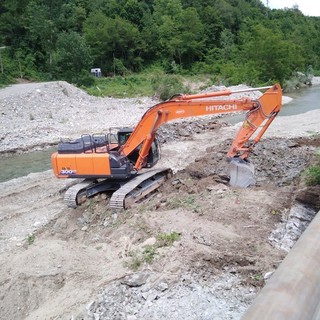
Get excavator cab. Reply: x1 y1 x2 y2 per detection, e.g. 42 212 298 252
118 128 133 146
117 128 160 168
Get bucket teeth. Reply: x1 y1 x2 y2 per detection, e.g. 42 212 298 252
228 158 255 188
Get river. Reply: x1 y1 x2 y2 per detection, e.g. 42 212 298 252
0 85 319 183
223 85 320 125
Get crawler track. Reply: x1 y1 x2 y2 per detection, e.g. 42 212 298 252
63 168 171 210
110 168 172 209
64 180 96 208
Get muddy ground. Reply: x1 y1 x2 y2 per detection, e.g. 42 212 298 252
0 82 320 319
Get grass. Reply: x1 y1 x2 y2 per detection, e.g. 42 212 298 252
85 74 154 98
83 72 213 99
304 166 320 186
125 231 181 271
27 234 35 245
166 195 200 212
126 250 143 271
142 245 158 264
157 231 181 247
304 150 320 186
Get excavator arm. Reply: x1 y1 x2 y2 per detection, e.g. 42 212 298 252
120 84 282 172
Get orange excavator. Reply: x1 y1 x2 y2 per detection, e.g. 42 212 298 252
51 84 282 209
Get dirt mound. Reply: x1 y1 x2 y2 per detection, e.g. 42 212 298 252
0 81 153 153
157 118 229 144
164 136 316 189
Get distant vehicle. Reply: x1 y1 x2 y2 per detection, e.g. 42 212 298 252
91 68 101 77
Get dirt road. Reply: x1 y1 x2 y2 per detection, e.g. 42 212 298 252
0 82 319 319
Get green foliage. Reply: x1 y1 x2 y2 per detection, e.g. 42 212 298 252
284 71 313 91
239 23 303 84
304 151 320 186
53 31 92 83
125 231 181 270
27 234 35 245
126 250 143 271
0 71 14 87
166 195 199 211
151 72 189 100
1 0 320 86
157 232 181 246
305 166 320 186
84 12 142 73
78 70 96 87
142 245 158 264
85 73 154 97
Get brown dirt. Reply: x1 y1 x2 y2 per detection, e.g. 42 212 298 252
1 131 314 319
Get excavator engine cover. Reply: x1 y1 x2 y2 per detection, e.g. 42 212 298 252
228 158 255 188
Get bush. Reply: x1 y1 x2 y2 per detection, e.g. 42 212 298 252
284 71 313 92
151 73 189 100
0 73 14 87
77 70 96 87
304 151 320 186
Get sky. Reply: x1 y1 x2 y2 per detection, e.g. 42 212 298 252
263 0 320 17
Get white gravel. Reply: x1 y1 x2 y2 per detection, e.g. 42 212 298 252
0 81 153 153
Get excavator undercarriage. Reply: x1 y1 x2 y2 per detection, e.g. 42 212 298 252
63 168 172 209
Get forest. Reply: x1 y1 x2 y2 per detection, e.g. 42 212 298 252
0 0 319 92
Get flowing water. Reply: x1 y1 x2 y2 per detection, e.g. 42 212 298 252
224 85 320 125
0 86 319 183
0 147 56 182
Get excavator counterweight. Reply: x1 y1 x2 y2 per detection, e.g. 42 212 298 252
51 84 282 208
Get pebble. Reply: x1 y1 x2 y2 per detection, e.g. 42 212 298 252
141 237 157 247
121 272 149 287
263 271 274 280
88 273 254 319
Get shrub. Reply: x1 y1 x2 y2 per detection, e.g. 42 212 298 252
305 166 320 186
77 70 96 87
151 73 189 100
304 151 320 186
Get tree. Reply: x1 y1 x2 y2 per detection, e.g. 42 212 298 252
0 0 29 49
26 0 64 66
53 31 92 82
199 5 224 50
123 0 146 28
152 0 204 68
175 7 204 66
84 11 143 73
239 24 304 83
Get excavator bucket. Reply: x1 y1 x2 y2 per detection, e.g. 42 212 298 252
228 158 255 188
